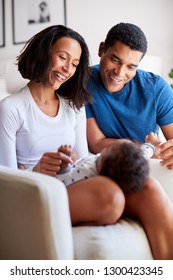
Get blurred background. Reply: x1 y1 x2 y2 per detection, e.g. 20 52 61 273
0 0 173 85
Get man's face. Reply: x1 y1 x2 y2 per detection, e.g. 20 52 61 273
99 41 143 93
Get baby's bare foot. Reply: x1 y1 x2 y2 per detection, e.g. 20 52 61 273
145 132 161 146
58 145 72 171
58 145 72 157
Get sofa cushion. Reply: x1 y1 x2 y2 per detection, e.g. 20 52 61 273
73 219 153 260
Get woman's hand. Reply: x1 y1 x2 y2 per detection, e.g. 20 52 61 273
157 139 173 170
33 151 73 176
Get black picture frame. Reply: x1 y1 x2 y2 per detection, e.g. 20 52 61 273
0 0 5 47
12 0 66 45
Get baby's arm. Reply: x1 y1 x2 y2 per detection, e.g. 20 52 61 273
144 132 162 158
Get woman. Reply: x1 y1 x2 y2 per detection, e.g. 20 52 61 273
0 25 124 226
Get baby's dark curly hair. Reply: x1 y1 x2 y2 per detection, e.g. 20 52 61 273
105 22 147 58
100 141 149 194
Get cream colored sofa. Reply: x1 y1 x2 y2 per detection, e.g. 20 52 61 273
0 59 173 260
0 160 173 260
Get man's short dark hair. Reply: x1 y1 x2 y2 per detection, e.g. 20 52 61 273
105 22 147 58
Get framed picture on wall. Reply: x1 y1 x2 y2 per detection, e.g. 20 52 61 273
0 0 5 47
12 0 66 45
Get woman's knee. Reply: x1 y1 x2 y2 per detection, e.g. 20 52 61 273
68 175 125 226
94 176 125 225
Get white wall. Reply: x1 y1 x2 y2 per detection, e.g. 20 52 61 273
0 0 173 81
66 0 173 80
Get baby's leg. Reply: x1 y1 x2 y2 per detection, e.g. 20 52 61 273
58 145 72 171
145 132 162 158
58 145 72 156
58 145 78 162
145 132 161 146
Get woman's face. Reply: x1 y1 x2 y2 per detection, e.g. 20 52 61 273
49 37 82 89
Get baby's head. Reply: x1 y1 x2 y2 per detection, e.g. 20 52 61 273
98 139 149 194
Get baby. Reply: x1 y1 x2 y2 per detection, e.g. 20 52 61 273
56 133 161 194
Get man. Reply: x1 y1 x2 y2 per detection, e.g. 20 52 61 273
86 22 173 169
86 22 173 259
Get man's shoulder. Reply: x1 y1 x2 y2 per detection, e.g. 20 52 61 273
135 70 170 91
89 64 100 77
135 69 161 83
87 65 103 94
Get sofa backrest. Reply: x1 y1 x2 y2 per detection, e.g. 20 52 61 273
0 59 28 94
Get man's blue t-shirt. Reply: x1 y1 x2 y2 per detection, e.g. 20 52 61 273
85 65 173 142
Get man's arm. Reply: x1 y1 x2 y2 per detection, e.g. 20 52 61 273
87 118 116 154
161 123 173 140
155 123 173 170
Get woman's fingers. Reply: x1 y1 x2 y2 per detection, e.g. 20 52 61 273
33 151 72 175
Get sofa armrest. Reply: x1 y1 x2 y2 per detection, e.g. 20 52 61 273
0 165 73 260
